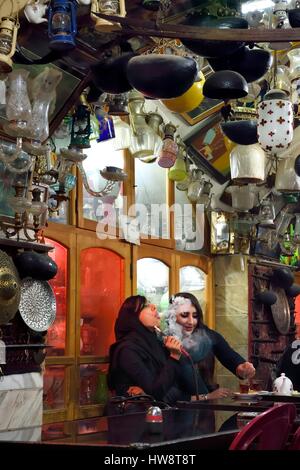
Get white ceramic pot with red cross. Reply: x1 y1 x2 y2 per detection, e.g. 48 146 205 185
257 89 293 155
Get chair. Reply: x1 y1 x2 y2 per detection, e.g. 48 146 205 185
229 404 296 450
288 425 300 450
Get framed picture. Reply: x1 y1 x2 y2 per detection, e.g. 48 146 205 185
184 113 231 184
180 63 223 126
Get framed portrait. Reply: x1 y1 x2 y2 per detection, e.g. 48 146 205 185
184 113 231 184
180 63 223 126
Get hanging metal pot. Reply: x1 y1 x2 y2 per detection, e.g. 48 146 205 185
90 53 135 94
208 47 272 83
127 54 198 99
180 15 248 58
203 70 248 100
270 285 291 335
221 120 258 145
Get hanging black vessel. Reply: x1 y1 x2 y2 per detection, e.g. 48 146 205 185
14 251 58 281
126 54 198 99
90 53 135 94
180 15 248 58
221 120 258 145
271 267 294 289
203 70 248 100
294 154 300 176
208 47 272 83
254 290 277 306
288 9 300 27
285 284 300 298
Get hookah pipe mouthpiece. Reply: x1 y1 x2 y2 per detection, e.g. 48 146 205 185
154 326 191 359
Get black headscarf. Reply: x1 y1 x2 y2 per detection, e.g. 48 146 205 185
108 295 168 391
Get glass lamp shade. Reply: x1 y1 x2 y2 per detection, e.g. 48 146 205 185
269 65 291 95
257 89 293 154
5 69 32 130
157 137 178 168
186 170 205 202
168 140 187 181
258 199 276 227
129 114 160 158
98 0 119 13
226 185 258 212
112 116 131 150
275 156 300 192
7 195 31 214
168 156 187 181
230 144 265 183
287 48 300 81
27 200 48 216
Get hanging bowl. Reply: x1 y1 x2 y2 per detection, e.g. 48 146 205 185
180 15 248 58
271 267 294 289
254 290 278 306
14 251 58 281
285 284 300 297
126 54 198 99
203 70 248 100
208 47 272 83
221 120 258 145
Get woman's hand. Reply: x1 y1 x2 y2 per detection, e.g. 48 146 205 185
236 362 256 379
207 388 231 399
127 386 145 396
164 336 182 361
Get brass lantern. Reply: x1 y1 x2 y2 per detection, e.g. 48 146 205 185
91 0 126 32
0 17 18 74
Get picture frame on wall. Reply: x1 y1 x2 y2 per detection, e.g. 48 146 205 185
184 113 231 184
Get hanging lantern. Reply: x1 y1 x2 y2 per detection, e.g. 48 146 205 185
70 103 91 149
95 109 115 143
0 16 18 74
48 0 77 51
258 199 276 227
257 89 293 155
91 0 126 32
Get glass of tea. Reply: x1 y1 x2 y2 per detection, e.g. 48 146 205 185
239 379 250 394
250 379 263 392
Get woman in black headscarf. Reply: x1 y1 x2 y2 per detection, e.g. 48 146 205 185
108 295 192 404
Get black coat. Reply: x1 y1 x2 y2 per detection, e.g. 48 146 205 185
108 331 190 404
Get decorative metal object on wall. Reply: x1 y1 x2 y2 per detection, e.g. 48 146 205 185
270 285 291 335
210 211 234 255
0 250 21 325
19 279 56 332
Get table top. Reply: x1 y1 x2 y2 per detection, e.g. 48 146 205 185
41 408 241 449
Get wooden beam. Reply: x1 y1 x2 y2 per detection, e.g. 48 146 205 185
92 11 300 43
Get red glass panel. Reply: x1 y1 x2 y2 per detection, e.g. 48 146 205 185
44 238 68 356
80 248 124 357
79 364 108 405
43 365 66 410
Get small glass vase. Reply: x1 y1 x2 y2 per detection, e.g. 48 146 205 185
5 69 32 136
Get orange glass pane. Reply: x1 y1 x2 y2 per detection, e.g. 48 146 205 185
43 366 66 410
80 248 125 357
44 238 68 356
295 294 300 325
79 364 109 405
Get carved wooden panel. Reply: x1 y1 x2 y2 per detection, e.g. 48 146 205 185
248 264 296 390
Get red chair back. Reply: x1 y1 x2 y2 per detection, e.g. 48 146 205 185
229 404 296 450
288 425 300 450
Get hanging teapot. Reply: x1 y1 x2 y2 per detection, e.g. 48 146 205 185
273 373 293 396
